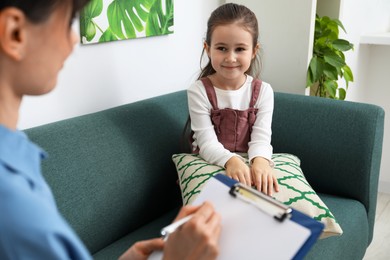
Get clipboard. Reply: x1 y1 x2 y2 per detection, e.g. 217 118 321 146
149 174 323 260
191 174 324 260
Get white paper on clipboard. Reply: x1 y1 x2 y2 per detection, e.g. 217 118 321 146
191 177 311 260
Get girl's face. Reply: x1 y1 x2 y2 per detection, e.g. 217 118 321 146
15 3 78 96
205 23 257 90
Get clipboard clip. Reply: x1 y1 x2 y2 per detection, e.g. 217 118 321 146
229 183 292 222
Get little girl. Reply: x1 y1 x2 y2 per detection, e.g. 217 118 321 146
188 3 279 196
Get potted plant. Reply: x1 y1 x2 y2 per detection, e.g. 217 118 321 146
306 15 354 100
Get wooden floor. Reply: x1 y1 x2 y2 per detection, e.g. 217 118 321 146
363 192 390 259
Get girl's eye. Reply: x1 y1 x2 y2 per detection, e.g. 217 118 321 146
217 47 227 51
236 47 246 52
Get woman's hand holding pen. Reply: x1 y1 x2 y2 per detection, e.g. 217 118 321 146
119 202 221 260
163 201 221 260
225 156 252 186
118 238 164 260
251 157 279 196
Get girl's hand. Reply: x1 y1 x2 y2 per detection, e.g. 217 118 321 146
251 157 279 196
225 156 251 186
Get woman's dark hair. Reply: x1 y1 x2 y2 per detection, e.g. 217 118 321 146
0 0 90 24
199 3 262 80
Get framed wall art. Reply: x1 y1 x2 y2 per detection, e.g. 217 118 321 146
80 0 174 44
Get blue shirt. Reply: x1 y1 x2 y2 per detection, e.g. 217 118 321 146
0 125 92 260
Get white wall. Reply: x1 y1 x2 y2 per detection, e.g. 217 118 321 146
226 0 317 94
318 0 390 193
361 46 390 193
19 0 222 129
20 0 317 126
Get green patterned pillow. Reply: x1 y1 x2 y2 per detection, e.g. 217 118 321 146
172 153 343 239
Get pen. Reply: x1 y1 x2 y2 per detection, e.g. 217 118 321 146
160 214 194 239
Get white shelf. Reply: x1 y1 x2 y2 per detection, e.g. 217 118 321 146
360 32 390 46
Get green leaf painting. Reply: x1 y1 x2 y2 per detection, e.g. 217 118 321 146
80 0 174 44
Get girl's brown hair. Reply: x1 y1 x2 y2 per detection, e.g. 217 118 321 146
198 3 262 80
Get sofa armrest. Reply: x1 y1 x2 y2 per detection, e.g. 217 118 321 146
272 92 384 242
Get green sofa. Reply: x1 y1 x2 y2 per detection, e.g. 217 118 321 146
25 90 384 259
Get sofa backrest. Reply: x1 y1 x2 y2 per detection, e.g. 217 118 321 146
25 91 188 254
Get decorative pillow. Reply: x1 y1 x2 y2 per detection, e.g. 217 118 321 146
172 153 343 239
172 153 225 205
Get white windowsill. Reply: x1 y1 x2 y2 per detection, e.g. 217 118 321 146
360 32 390 46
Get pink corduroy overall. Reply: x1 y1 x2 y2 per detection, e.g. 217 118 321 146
199 77 262 153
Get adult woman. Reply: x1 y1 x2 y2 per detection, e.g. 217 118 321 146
0 1 221 259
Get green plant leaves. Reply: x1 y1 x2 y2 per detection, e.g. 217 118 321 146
307 14 354 100
342 65 354 87
332 39 353 51
333 18 347 34
307 56 323 85
80 0 174 43
338 88 346 100
315 15 339 41
324 80 337 98
107 0 148 39
80 0 104 41
99 28 118 42
323 63 338 81
324 51 346 68
146 0 174 36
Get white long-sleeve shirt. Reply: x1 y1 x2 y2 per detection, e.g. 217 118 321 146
187 75 274 167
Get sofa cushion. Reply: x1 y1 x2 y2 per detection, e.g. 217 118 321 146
305 194 369 259
172 153 342 238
